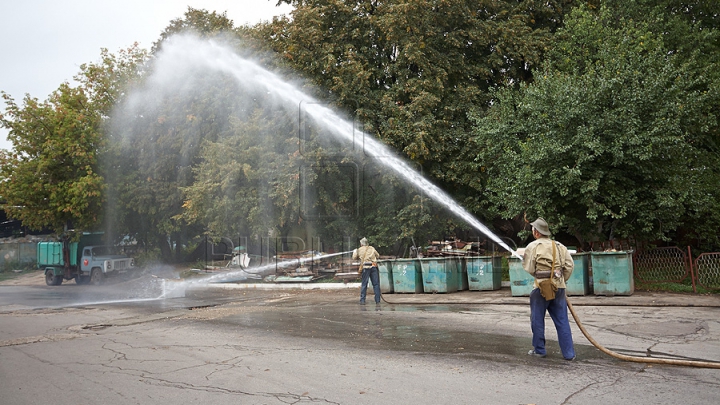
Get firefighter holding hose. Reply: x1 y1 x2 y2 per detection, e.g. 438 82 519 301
522 218 576 360
353 237 381 305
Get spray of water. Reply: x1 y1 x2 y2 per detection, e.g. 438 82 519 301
200 250 351 284
161 250 353 298
138 35 520 260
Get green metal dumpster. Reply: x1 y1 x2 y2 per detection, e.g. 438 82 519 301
391 259 423 293
566 253 591 296
591 251 634 296
509 257 534 297
450 256 468 291
419 257 458 293
377 260 394 293
465 256 503 291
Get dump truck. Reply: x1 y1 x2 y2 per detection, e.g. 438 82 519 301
37 233 135 286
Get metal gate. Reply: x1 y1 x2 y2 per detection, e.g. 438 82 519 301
633 246 691 284
695 253 720 291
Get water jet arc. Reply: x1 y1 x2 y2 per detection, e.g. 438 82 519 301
150 35 521 259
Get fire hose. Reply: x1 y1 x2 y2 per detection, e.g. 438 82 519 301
565 299 720 369
379 293 720 369
364 248 720 368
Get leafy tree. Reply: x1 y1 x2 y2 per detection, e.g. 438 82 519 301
178 105 300 240
254 0 578 224
473 2 720 248
78 45 149 242
177 100 450 254
152 7 234 53
76 45 149 118
109 70 243 260
0 44 147 236
106 8 242 261
0 85 104 233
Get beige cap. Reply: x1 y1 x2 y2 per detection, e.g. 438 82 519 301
530 218 551 236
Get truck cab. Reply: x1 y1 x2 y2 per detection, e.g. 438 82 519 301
78 246 135 284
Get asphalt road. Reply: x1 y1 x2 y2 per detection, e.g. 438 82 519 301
1 278 719 405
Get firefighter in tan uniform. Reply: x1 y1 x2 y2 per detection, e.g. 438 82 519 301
522 218 576 360
352 237 380 304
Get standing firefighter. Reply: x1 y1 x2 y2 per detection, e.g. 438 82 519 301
522 218 576 360
352 237 381 305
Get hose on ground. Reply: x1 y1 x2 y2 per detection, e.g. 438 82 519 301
378 294 720 369
566 299 720 369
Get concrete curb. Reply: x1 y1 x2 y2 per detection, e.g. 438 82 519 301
196 282 720 307
201 282 362 291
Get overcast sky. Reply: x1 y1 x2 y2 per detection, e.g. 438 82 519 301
0 0 293 150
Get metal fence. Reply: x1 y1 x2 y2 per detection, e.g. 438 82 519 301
633 246 692 284
694 253 720 291
630 246 720 292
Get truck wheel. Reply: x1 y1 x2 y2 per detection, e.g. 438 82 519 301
90 268 104 285
76 275 91 285
45 270 62 286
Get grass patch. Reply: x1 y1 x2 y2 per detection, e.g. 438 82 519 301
636 279 720 295
0 261 39 282
0 270 20 282
501 256 510 281
179 268 213 279
314 275 360 283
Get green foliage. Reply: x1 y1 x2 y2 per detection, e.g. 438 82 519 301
106 9 241 261
76 44 149 117
152 7 235 53
0 44 148 236
4 0 719 265
178 105 300 240
257 1 575 215
473 2 720 247
132 248 163 268
0 84 105 233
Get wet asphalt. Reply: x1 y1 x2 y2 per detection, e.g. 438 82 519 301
1 279 719 404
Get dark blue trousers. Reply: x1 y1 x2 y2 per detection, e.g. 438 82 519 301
360 266 381 304
530 287 575 359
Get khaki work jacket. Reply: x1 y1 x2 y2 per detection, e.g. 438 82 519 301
353 246 379 268
522 237 574 289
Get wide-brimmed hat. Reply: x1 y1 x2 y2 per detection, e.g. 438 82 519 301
360 237 368 246
530 218 551 236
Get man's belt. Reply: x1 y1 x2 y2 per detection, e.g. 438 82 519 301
534 270 552 279
363 262 374 267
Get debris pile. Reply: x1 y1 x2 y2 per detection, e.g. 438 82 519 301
272 250 351 282
423 239 488 257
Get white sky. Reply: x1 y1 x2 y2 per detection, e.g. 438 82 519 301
0 0 293 150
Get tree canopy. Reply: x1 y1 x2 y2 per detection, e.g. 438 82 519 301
473 1 720 247
0 85 104 233
1 1 719 258
0 44 147 235
256 0 575 196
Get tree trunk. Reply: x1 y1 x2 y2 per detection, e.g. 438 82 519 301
157 234 173 263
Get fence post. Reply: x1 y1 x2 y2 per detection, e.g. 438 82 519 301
688 246 696 293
